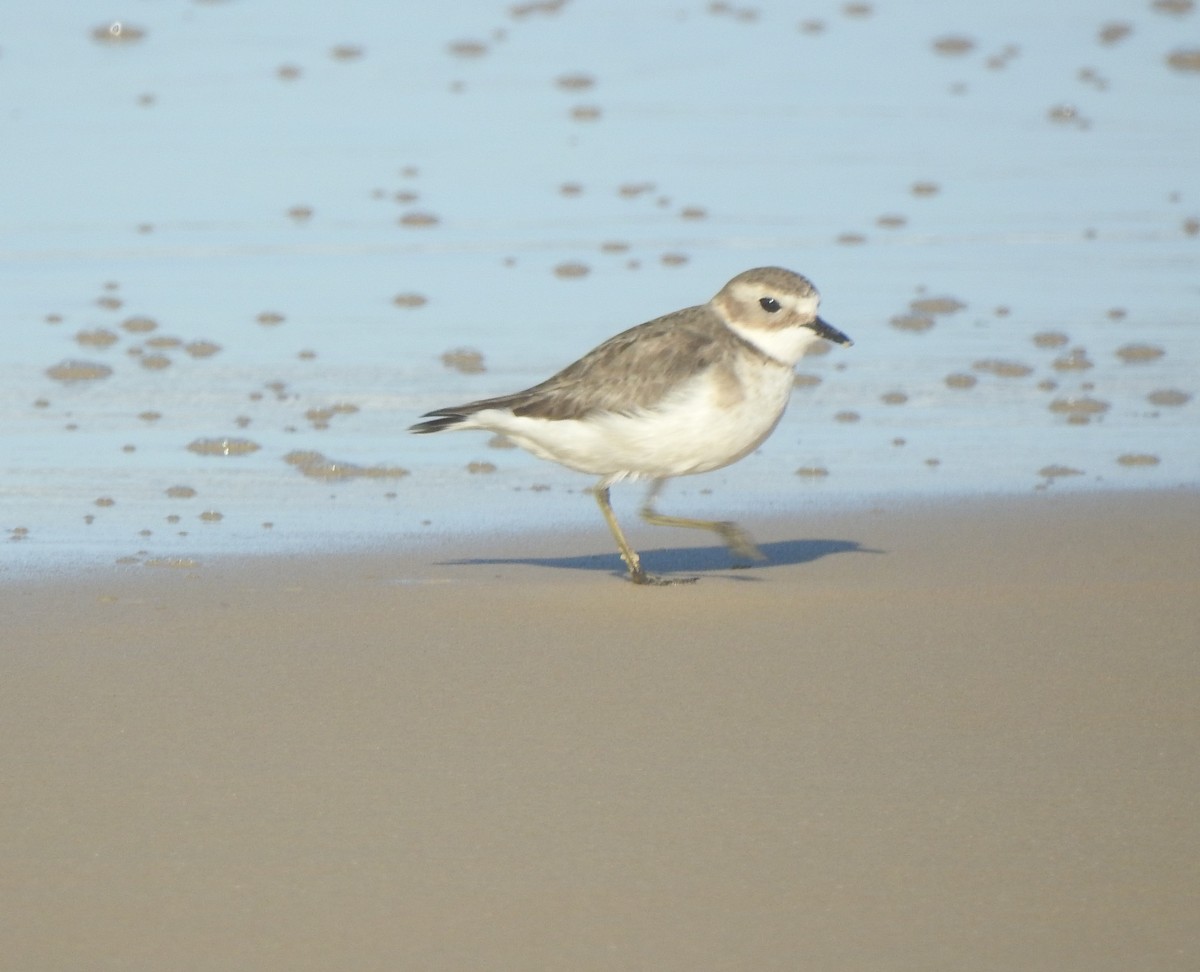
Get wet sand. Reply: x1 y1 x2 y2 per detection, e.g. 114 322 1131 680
2 488 1197 970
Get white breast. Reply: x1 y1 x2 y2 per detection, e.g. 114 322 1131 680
473 356 796 484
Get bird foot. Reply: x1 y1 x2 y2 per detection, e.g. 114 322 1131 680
628 569 699 587
714 522 767 565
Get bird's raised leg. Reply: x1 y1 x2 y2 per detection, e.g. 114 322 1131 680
639 479 766 567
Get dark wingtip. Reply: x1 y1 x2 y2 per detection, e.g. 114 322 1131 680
409 413 464 434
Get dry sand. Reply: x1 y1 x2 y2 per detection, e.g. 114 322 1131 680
2 489 1197 971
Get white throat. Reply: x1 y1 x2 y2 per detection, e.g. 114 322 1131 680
724 318 824 366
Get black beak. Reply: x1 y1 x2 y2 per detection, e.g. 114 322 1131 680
811 316 853 347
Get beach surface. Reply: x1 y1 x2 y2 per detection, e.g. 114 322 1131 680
3 488 1197 971
3 3 1198 966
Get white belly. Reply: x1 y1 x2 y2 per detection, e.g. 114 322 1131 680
471 360 796 484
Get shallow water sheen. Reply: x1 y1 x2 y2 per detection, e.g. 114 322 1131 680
1 1 1198 569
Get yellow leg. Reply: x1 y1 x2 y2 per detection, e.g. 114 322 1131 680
594 486 695 586
639 480 766 566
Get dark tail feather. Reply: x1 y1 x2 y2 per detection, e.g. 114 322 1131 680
410 387 536 433
409 411 468 434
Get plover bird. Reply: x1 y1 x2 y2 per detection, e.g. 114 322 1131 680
411 266 852 585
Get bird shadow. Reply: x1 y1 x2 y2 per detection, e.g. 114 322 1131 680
440 537 882 581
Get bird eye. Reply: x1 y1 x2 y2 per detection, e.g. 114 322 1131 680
759 297 781 313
